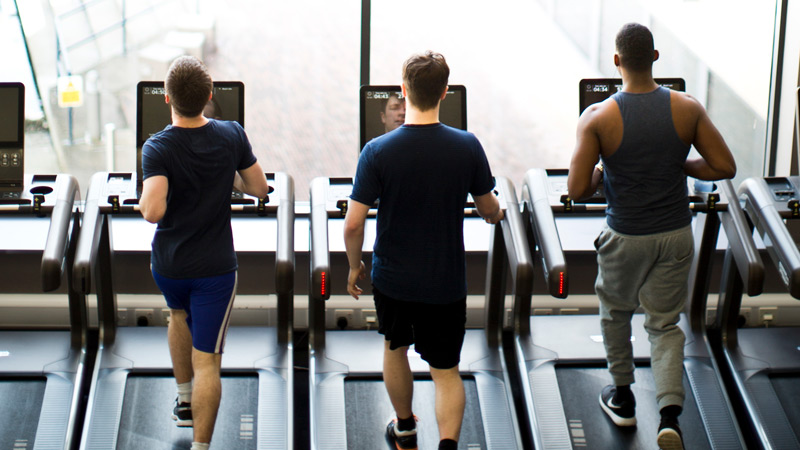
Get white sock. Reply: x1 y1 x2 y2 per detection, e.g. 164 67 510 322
177 381 192 404
190 443 209 450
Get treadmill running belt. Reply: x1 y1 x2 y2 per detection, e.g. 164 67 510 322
770 374 800 442
117 375 258 449
556 367 710 449
0 378 46 448
345 378 486 450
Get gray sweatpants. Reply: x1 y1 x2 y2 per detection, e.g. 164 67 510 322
594 224 694 409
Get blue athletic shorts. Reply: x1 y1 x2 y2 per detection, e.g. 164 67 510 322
152 269 237 354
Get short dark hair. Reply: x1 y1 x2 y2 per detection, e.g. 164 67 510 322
615 23 655 72
165 56 213 118
402 51 449 111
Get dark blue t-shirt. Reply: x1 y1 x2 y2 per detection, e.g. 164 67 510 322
351 123 495 304
142 119 257 278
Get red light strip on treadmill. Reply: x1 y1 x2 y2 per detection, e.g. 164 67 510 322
558 272 564 296
320 271 327 297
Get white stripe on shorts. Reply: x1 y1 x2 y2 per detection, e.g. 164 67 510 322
214 271 238 353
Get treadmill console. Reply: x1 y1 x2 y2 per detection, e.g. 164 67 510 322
136 80 246 195
545 168 723 214
579 78 686 114
765 177 796 201
359 85 467 151
98 171 279 215
761 177 800 218
104 81 275 214
0 82 25 198
322 177 499 218
0 174 65 212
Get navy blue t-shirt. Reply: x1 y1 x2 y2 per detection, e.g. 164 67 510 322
351 123 495 304
142 119 257 278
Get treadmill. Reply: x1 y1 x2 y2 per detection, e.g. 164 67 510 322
511 78 763 449
0 81 86 449
75 81 296 449
716 166 800 446
308 175 526 450
306 84 524 449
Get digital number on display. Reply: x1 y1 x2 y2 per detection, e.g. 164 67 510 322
367 91 403 99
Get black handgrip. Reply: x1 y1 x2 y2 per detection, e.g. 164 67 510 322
41 174 80 292
73 172 108 294
523 168 569 298
719 179 764 296
739 177 800 298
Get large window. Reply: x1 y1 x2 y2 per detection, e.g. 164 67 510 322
5 0 780 196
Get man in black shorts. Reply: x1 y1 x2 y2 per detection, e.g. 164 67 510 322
140 56 270 450
344 51 503 450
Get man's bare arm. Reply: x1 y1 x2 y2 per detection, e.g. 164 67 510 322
235 162 270 198
139 175 168 223
343 199 371 299
568 107 602 200
474 191 504 224
683 97 736 180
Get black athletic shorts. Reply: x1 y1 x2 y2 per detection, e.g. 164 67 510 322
373 286 467 370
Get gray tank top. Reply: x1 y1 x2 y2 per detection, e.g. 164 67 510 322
603 86 691 235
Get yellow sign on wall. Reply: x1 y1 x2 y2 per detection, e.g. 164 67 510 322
57 76 84 108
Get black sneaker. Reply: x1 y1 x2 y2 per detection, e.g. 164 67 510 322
599 385 636 426
657 417 684 450
385 417 418 450
172 397 193 427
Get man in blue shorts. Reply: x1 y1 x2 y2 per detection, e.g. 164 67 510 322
568 23 736 450
344 51 504 450
139 55 270 450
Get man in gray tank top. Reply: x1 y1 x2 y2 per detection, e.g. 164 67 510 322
567 23 736 450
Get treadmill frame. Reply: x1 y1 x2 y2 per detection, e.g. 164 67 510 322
307 175 528 450
75 171 295 450
0 174 86 450
516 168 755 449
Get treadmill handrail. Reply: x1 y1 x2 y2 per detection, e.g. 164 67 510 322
275 172 296 296
274 172 295 347
73 172 107 294
718 179 764 296
497 176 535 299
309 177 331 353
486 176 534 344
523 168 569 299
41 174 80 292
309 177 331 302
739 177 800 298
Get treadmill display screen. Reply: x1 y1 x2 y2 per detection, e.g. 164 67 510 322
136 81 245 149
0 83 24 148
136 81 245 185
578 78 685 114
359 85 467 151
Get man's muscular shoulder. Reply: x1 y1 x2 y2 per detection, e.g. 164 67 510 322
669 90 703 144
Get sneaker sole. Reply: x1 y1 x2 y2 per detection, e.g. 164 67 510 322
172 414 193 427
657 428 683 450
598 393 636 427
385 420 417 450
